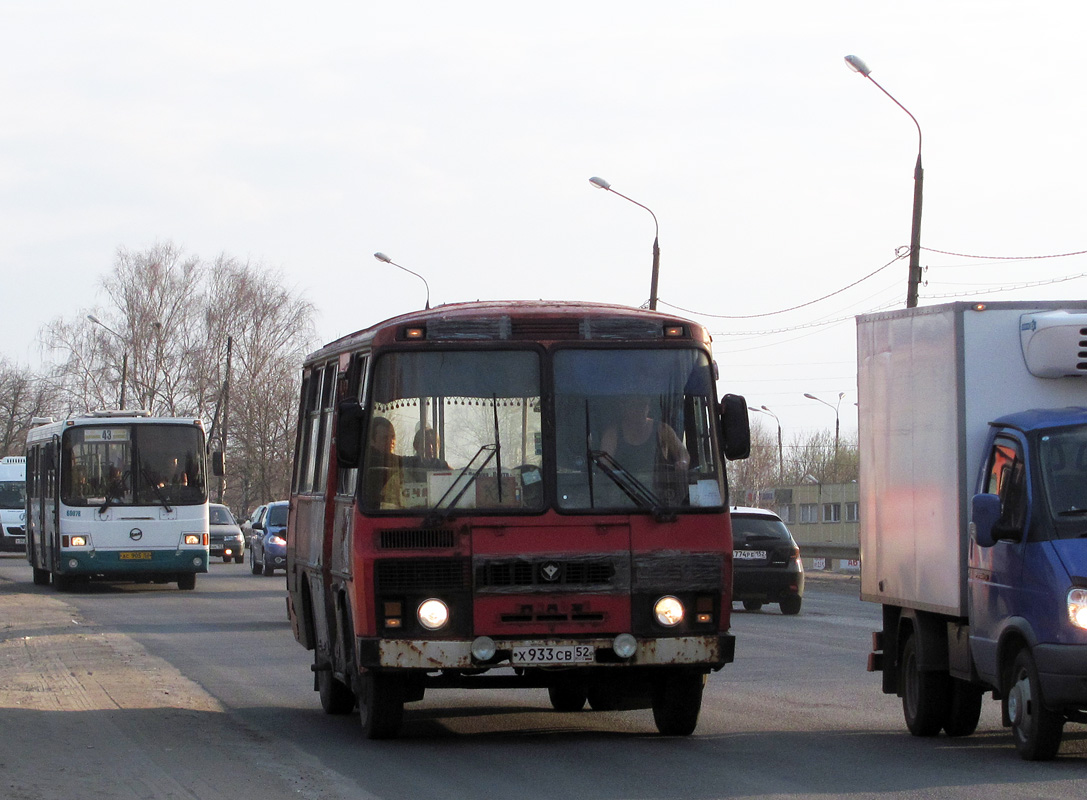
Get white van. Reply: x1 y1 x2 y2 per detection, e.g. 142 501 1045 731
0 456 27 552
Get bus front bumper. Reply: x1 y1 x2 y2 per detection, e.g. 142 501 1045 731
358 634 735 671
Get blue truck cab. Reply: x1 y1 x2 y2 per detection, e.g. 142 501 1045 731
970 409 1087 758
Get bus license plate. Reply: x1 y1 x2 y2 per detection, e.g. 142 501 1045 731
511 645 594 665
119 551 152 560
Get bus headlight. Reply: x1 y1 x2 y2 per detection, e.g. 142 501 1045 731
417 598 450 631
1069 588 1087 630
70 536 87 547
184 534 201 545
653 596 684 627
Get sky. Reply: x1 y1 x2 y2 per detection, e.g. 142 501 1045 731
3 2 1087 447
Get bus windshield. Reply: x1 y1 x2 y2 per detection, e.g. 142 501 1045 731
362 350 543 512
554 347 723 511
61 424 208 508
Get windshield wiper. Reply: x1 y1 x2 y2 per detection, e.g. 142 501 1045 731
98 472 129 514
140 465 173 513
423 444 498 527
588 449 676 522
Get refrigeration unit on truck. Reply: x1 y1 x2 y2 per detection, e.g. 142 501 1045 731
858 301 1087 761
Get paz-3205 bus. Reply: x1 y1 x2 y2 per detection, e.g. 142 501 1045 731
286 301 750 738
25 411 217 591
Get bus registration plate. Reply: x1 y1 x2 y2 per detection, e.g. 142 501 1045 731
119 551 152 560
511 645 594 665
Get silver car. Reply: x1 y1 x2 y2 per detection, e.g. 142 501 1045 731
209 503 245 563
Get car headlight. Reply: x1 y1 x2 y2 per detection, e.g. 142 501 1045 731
418 598 450 631
653 595 684 627
1069 588 1087 630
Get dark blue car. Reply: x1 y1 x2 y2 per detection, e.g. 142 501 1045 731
249 500 288 576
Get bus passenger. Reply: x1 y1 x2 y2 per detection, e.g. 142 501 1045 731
600 395 690 504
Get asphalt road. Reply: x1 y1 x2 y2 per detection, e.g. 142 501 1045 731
1 554 1085 800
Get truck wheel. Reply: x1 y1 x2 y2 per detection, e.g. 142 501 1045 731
1007 649 1064 760
943 678 983 737
359 671 404 740
901 634 948 736
548 684 587 712
652 673 704 736
316 648 355 715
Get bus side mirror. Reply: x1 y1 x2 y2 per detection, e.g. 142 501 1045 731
720 394 751 461
210 450 225 477
336 397 368 468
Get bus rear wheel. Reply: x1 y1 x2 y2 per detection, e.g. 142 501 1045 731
359 671 404 740
316 648 355 715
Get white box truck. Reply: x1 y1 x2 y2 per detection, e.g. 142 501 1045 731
858 301 1087 760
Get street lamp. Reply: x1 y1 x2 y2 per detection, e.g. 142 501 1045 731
804 392 845 458
374 252 431 310
588 176 661 310
87 314 128 409
845 55 924 309
749 405 784 482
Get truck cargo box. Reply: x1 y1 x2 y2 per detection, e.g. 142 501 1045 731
857 301 1087 616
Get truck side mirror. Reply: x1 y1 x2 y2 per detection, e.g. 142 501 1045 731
720 394 751 461
336 397 368 468
971 493 1001 547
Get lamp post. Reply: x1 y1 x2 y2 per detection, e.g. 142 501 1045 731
588 176 661 310
845 55 924 309
749 405 784 482
374 252 431 310
87 314 128 409
804 392 845 458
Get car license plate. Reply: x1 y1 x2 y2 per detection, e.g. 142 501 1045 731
734 550 767 560
511 645 595 665
119 551 152 560
15 537 25 545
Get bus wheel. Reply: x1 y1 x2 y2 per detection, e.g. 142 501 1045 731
652 672 704 736
178 573 196 591
1007 648 1064 760
359 671 404 740
742 600 763 612
32 567 50 586
548 684 587 712
943 678 983 737
900 633 948 737
53 573 72 592
316 649 355 715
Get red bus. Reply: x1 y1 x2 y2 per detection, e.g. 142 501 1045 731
286 300 750 738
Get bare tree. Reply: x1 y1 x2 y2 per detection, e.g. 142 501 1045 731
38 242 316 516
0 359 58 457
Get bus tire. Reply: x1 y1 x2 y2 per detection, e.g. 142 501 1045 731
178 573 196 591
900 633 949 737
652 672 704 736
53 573 72 592
316 646 355 715
359 671 404 740
32 567 50 586
1007 648 1064 760
943 678 983 737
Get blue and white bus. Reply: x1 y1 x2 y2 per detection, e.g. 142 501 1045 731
25 411 217 591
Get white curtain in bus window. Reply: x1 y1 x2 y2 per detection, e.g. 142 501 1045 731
553 348 723 511
363 351 543 512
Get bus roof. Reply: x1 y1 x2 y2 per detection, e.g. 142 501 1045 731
25 415 207 445
306 300 709 364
